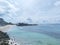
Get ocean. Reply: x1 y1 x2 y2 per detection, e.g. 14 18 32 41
7 24 60 45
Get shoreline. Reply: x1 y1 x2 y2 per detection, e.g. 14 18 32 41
0 25 15 32
0 25 20 45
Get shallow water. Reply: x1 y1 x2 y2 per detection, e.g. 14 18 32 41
7 24 60 45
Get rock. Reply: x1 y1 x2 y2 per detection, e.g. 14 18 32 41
0 31 20 45
0 31 10 45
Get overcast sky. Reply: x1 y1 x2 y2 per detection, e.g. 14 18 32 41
0 0 60 24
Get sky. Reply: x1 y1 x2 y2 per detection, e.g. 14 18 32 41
0 0 60 24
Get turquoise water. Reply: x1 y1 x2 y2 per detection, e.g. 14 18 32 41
7 24 60 45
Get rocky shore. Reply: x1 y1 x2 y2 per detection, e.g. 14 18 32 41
0 31 20 45
0 18 19 45
0 18 37 45
0 31 10 45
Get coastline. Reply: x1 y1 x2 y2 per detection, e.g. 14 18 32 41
0 25 15 32
0 25 20 45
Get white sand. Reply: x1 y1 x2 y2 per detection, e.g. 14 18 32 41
0 25 15 32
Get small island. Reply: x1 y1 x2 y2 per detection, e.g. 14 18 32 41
16 23 38 26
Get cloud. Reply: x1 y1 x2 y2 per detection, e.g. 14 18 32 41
0 7 5 14
0 0 19 22
0 0 60 24
0 0 18 15
54 1 60 6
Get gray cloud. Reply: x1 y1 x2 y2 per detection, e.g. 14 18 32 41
0 0 60 24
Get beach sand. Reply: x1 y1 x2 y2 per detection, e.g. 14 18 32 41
0 25 15 32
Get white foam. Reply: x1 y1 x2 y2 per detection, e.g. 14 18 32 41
8 39 20 45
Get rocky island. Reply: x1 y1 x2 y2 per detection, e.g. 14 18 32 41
16 23 37 26
0 18 14 26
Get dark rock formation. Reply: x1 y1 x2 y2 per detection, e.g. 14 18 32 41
0 31 10 45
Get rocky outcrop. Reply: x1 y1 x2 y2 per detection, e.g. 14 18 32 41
0 31 10 45
0 31 20 45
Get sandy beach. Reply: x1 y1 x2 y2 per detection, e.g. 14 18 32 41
0 25 15 32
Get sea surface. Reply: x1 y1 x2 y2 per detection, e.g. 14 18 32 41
7 24 60 45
